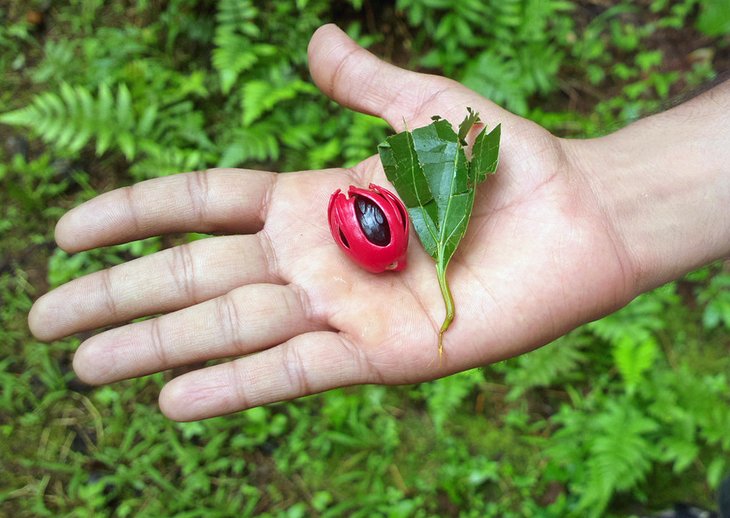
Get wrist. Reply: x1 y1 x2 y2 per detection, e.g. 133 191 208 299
563 84 730 293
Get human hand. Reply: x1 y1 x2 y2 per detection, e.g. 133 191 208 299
32 25 723 421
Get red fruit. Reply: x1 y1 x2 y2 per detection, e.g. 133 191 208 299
328 184 410 273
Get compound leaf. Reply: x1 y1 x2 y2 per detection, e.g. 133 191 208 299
378 110 501 355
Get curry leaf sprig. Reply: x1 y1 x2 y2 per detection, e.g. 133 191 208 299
378 109 501 356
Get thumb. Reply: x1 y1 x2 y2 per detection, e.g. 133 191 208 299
308 24 484 131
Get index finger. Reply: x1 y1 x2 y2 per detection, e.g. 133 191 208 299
56 168 277 252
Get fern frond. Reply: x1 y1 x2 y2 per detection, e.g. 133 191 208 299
0 83 150 160
342 113 389 167
505 334 589 398
31 39 78 84
579 402 658 511
421 369 484 432
657 435 699 473
131 146 208 180
241 79 317 126
698 271 730 330
612 336 659 395
218 122 280 167
548 398 659 515
216 0 259 36
212 0 277 94
212 34 276 94
150 101 214 150
587 287 677 345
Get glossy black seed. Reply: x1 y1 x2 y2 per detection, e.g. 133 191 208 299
355 196 390 246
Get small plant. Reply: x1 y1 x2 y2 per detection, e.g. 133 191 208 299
379 110 501 354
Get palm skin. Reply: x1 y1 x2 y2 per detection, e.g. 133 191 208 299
28 25 637 421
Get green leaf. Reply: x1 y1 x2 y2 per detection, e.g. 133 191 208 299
471 124 501 183
457 107 479 143
707 457 727 488
658 435 699 473
697 0 730 37
613 335 659 395
378 111 501 355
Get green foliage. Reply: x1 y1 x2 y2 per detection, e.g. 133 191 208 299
612 335 660 395
548 397 660 514
241 79 318 126
2 1 729 516
544 363 730 515
341 113 389 168
213 0 272 94
1 83 152 159
697 268 730 330
587 288 678 393
696 0 730 36
498 279 730 514
503 335 589 399
398 0 574 115
420 369 485 432
0 0 338 179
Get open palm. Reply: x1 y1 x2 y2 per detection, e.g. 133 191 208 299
29 25 637 421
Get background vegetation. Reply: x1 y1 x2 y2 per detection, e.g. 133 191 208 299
1 0 729 516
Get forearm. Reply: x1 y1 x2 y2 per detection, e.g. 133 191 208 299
566 80 730 293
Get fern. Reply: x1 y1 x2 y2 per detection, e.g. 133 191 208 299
698 270 730 330
612 335 659 395
306 138 341 170
342 113 389 167
130 146 208 180
241 79 318 126
421 369 484 432
583 288 681 395
148 101 214 151
0 82 216 178
579 402 658 512
547 397 659 516
642 365 730 484
30 39 78 84
212 0 277 94
401 0 573 111
462 51 527 114
504 334 589 399
547 363 730 513
657 434 699 474
671 368 730 450
218 122 280 168
0 83 153 160
587 287 677 345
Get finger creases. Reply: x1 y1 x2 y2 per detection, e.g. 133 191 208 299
55 168 277 252
158 331 373 421
28 233 280 342
71 283 325 385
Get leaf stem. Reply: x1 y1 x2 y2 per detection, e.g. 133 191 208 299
436 263 454 358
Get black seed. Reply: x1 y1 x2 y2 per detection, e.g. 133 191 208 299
355 196 390 246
